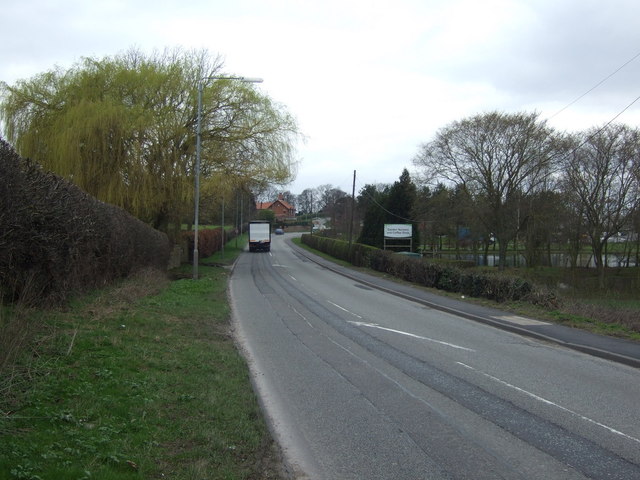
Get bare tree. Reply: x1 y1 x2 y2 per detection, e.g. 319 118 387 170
279 190 297 207
297 188 315 215
562 124 640 286
315 184 334 213
255 185 280 203
414 111 561 269
520 189 567 267
322 187 348 232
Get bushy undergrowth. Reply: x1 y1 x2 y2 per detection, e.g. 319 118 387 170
0 139 170 306
301 234 558 308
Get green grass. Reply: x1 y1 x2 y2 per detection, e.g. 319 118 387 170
0 235 284 480
543 309 640 340
204 234 249 265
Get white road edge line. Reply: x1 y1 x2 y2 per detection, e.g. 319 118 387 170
457 362 640 445
350 321 476 352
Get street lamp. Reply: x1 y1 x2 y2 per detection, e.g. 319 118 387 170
193 76 263 279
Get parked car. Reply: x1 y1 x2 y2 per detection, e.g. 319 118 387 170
274 228 284 235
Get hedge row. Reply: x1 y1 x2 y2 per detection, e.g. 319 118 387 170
183 227 238 261
301 234 557 308
0 139 170 306
301 234 378 268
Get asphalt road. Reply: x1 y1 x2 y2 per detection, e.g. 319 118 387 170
229 234 640 480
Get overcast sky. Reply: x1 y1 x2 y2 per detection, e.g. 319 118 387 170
3 0 640 195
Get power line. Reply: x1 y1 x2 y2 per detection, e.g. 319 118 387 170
563 92 640 158
326 52 640 225
548 50 640 120
355 178 418 224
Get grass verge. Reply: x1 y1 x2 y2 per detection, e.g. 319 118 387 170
0 235 285 480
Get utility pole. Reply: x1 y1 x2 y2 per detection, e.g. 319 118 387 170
310 190 314 235
349 170 356 250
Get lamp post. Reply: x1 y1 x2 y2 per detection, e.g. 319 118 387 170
193 76 263 279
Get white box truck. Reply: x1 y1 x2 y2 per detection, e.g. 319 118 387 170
248 221 271 252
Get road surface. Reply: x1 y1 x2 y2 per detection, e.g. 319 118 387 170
229 234 640 479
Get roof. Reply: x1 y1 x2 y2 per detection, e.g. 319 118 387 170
256 194 295 211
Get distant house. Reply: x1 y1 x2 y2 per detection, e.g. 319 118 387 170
256 194 296 221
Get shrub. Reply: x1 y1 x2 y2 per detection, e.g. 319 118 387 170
184 227 238 260
350 243 378 267
301 232 556 308
301 234 379 268
436 266 461 292
0 139 170 306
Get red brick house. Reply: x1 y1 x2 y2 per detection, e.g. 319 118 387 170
256 194 296 221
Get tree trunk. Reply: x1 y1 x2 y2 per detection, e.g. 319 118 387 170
591 238 606 289
153 209 169 234
483 241 490 267
498 238 508 270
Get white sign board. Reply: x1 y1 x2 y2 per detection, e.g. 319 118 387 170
384 224 412 238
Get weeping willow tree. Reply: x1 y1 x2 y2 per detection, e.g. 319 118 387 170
0 48 299 238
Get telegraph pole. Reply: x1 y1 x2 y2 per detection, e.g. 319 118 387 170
349 170 356 250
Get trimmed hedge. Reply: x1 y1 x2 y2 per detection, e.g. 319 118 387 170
301 234 378 268
0 139 170 306
183 227 238 260
301 235 557 308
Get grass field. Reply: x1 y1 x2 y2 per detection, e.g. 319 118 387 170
0 236 285 480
